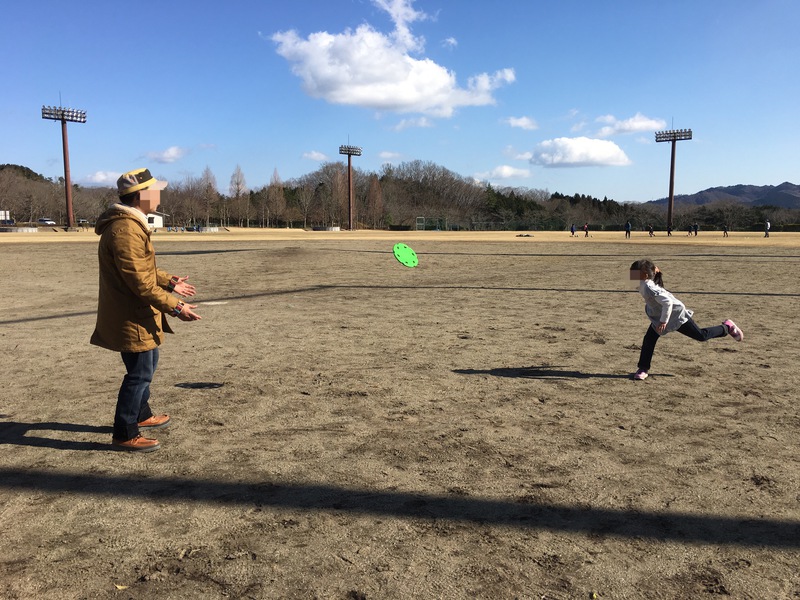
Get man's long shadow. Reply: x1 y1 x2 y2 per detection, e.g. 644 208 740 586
0 466 796 549
0 421 113 451
453 365 644 380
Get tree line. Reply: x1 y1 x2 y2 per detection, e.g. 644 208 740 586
1 162 796 231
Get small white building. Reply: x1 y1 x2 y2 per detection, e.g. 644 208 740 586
146 213 164 230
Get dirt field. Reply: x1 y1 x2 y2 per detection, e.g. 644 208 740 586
1 229 798 599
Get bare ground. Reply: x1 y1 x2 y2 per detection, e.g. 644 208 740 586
1 229 798 599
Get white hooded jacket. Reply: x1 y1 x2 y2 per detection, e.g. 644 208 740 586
639 279 693 335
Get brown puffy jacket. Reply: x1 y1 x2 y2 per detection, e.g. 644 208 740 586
90 203 179 352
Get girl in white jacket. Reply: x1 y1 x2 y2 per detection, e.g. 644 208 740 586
629 259 743 380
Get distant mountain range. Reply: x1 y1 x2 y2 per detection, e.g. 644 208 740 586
647 182 800 209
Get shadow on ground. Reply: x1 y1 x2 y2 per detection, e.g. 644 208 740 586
453 365 658 380
0 465 796 549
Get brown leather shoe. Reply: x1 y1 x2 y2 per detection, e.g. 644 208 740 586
138 414 171 429
112 435 160 452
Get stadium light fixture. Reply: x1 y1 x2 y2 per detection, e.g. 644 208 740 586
339 144 362 230
338 145 362 157
655 129 692 143
42 106 87 122
655 128 692 231
42 105 87 228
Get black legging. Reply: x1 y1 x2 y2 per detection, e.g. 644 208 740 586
638 319 727 372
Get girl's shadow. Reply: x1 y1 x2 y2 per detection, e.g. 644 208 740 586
453 365 669 380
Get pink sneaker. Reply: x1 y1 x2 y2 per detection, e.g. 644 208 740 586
723 319 743 342
633 370 648 380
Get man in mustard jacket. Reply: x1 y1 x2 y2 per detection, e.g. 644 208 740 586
91 168 201 452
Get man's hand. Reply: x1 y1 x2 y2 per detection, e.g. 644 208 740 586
656 322 667 334
178 304 202 321
173 276 196 298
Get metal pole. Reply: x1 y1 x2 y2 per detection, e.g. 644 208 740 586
655 129 691 232
338 144 361 230
60 118 75 228
348 154 354 230
667 139 676 232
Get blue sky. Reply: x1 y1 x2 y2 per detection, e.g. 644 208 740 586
2 0 798 203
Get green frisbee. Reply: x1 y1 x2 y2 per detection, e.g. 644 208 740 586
393 243 418 268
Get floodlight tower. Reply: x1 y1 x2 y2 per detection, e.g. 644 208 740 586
655 128 692 231
339 144 362 230
42 105 87 229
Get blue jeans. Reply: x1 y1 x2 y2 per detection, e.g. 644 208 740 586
114 348 158 440
637 319 727 373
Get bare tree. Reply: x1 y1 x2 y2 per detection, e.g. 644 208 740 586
768 207 794 227
266 168 286 227
7 177 54 224
200 166 218 227
74 186 116 223
293 174 317 228
366 174 383 229
315 162 348 226
229 165 249 227
161 174 202 227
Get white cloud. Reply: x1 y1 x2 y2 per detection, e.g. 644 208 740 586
504 116 538 130
475 165 531 180
303 150 328 161
570 120 587 133
145 146 188 164
373 0 429 52
379 151 402 161
595 112 666 137
503 145 533 161
442 37 457 48
271 0 514 118
530 137 631 167
84 171 121 185
393 116 433 131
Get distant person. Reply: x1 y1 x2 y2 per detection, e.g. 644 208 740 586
687 224 693 237
693 223 699 236
91 168 202 452
625 220 631 239
570 223 576 237
583 223 589 237
648 224 654 237
764 220 770 238
723 224 729 237
667 225 672 237
629 259 743 381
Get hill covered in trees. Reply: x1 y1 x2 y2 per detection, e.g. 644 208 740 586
648 182 800 210
0 164 53 183
1 162 797 231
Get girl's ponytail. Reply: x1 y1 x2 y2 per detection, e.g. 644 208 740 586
653 269 664 287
